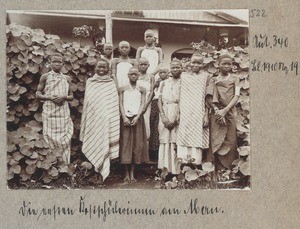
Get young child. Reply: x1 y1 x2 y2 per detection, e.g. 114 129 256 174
137 57 152 140
111 41 138 88
176 54 210 167
100 43 114 64
136 29 163 75
206 54 240 177
148 65 169 161
36 53 74 164
157 59 182 175
80 59 120 182
119 67 149 183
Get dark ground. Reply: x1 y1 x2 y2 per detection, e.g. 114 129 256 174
7 161 250 190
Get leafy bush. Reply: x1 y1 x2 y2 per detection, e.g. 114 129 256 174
6 23 98 184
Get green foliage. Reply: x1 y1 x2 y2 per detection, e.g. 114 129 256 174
6 23 97 184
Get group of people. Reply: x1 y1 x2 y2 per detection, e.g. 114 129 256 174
36 29 240 184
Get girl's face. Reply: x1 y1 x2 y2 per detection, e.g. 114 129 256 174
103 45 113 56
190 56 203 73
170 62 182 78
159 70 169 80
95 61 109 76
119 44 130 56
144 33 155 45
128 69 140 82
138 60 149 73
219 58 232 74
50 56 63 73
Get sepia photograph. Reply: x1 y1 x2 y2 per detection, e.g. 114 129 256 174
6 10 250 190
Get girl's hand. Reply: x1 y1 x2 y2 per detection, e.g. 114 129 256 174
216 117 227 126
215 108 227 119
161 115 170 128
203 114 209 127
52 95 65 106
123 116 131 126
167 122 175 130
130 116 139 126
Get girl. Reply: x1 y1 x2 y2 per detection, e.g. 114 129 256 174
176 54 210 166
36 53 74 165
80 59 120 182
157 60 182 175
148 65 169 161
137 57 152 139
136 29 163 75
206 54 240 177
111 41 138 88
119 67 149 183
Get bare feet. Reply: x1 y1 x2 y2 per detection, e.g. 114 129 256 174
130 176 137 183
130 165 137 183
123 176 131 183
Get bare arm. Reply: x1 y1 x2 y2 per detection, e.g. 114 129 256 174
65 76 74 101
224 77 240 112
119 86 131 126
143 75 155 112
131 86 146 126
157 47 163 64
135 47 143 60
36 74 51 101
137 87 146 118
111 58 117 79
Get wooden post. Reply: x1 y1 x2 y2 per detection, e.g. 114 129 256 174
105 11 113 44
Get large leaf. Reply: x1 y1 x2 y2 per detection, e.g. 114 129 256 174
20 34 32 46
48 167 59 177
26 164 36 175
202 162 215 172
81 161 93 170
10 164 21 174
87 56 97 65
238 146 250 156
185 169 199 181
239 161 250 176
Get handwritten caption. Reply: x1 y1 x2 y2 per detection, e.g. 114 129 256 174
249 9 298 75
18 196 224 222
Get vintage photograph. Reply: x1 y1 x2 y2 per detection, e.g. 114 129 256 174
6 10 250 190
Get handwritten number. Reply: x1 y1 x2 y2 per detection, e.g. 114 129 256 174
250 9 267 18
256 9 260 17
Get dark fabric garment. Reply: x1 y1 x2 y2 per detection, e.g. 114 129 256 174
120 116 149 164
149 99 160 151
206 75 238 169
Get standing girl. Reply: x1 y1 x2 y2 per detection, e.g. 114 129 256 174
157 60 182 175
176 54 210 166
148 65 169 161
80 59 120 182
137 57 151 139
136 29 163 75
111 41 138 88
206 54 240 176
119 67 149 183
36 53 74 165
